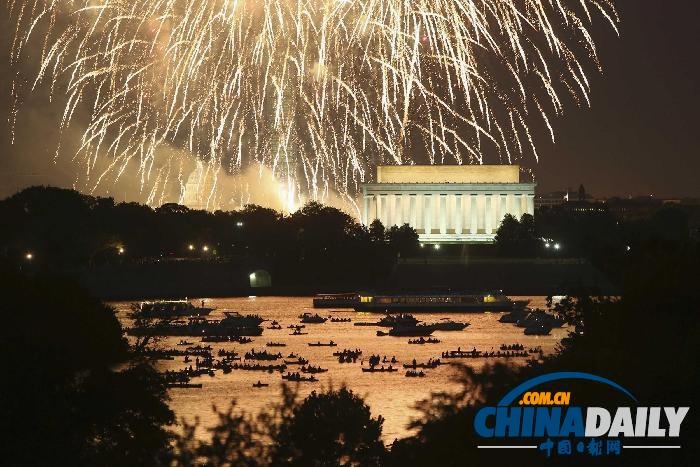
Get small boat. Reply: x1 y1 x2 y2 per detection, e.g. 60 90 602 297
266 342 286 347
308 341 337 347
167 382 203 389
177 340 193 346
252 381 269 388
288 324 305 329
524 322 552 336
267 325 282 330
300 365 328 374
281 373 318 382
429 318 470 331
290 329 308 335
299 313 328 324
405 370 426 378
408 337 441 344
377 324 434 337
330 317 351 323
284 357 309 365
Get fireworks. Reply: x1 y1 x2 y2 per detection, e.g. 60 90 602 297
7 0 618 212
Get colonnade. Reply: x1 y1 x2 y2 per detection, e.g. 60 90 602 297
362 191 535 236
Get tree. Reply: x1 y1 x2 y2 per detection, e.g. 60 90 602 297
272 387 386 466
0 271 174 465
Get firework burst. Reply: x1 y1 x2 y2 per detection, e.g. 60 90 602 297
7 0 619 211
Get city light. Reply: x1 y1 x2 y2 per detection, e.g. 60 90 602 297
434 244 440 250
202 245 209 252
25 252 33 260
188 244 195 251
236 221 244 228
554 243 561 250
420 243 424 248
249 273 256 280
545 243 551 248
118 247 125 254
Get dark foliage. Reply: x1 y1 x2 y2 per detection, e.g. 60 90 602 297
0 187 418 289
0 271 174 466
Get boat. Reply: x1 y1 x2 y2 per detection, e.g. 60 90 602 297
284 357 309 365
131 299 214 319
127 312 264 337
499 309 529 323
403 360 441 369
308 341 337 347
330 317 351 323
313 293 358 308
405 370 426 378
266 342 286 347
300 365 328 374
376 324 435 337
516 310 565 328
267 325 282 330
176 340 193 346
378 314 419 327
290 329 308 336
524 322 553 336
429 318 470 331
299 313 327 324
282 373 318 382
408 337 441 344
354 291 517 313
244 349 282 361
167 382 203 388
252 381 269 388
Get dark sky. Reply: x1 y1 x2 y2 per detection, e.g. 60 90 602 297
535 0 700 198
1 0 699 201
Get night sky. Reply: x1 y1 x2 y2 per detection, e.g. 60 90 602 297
1 0 698 202
535 0 700 198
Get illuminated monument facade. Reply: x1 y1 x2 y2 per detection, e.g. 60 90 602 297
361 165 535 243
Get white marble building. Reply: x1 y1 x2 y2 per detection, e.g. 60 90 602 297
361 165 535 243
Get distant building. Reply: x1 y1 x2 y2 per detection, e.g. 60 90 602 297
360 165 535 244
535 191 569 209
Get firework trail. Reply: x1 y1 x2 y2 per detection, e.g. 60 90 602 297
7 0 618 211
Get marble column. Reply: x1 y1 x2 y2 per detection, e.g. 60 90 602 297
500 194 508 227
378 195 386 226
484 194 493 234
409 194 417 229
470 194 478 234
454 194 463 235
513 194 522 221
526 194 535 216
393 194 403 226
362 194 369 226
424 194 432 234
439 194 447 234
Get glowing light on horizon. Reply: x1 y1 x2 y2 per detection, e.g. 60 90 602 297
7 0 618 209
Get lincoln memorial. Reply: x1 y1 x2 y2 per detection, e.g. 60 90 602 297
361 165 536 243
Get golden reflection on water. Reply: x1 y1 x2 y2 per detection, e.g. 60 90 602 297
114 296 566 441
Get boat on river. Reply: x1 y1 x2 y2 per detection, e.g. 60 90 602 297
131 300 214 319
376 324 435 337
127 311 264 337
354 291 518 313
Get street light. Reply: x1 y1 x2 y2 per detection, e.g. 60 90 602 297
433 244 440 250
118 247 125 255
188 244 195 251
553 243 561 250
236 221 244 227
25 252 33 260
202 245 209 252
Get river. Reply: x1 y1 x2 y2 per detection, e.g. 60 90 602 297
114 296 567 441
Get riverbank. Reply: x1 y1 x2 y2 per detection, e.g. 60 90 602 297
67 256 616 300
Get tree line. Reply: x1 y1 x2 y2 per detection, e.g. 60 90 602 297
0 186 419 289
